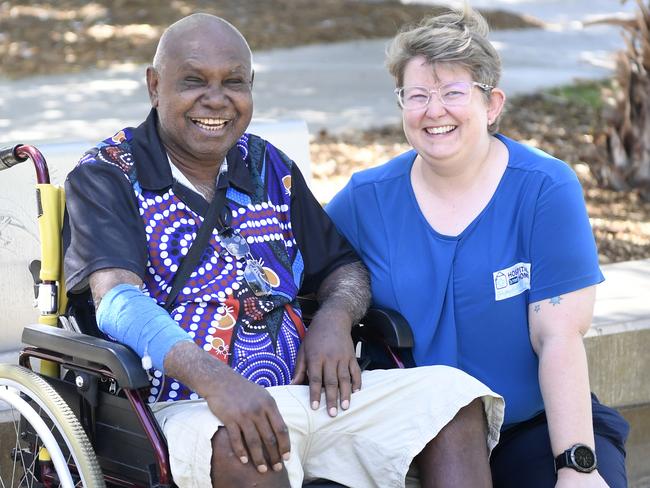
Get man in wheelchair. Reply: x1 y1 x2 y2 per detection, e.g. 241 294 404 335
63 13 504 487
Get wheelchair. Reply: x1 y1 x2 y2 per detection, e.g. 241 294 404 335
0 144 414 487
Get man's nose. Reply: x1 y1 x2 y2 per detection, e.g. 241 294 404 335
201 83 229 106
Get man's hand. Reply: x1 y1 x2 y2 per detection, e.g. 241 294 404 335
204 367 290 473
165 341 290 474
291 307 361 417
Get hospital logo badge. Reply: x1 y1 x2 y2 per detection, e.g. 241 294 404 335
493 262 531 301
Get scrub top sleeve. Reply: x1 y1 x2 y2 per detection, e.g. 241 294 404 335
64 162 147 293
528 177 604 303
290 164 360 295
325 179 360 250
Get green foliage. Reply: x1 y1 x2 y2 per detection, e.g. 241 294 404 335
546 79 612 111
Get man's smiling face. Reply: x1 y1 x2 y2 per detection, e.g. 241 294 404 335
147 19 253 167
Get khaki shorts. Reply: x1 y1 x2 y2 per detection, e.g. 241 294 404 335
152 365 504 488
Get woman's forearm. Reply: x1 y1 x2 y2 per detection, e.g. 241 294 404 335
537 332 595 456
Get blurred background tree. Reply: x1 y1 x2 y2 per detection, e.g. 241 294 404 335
601 0 650 200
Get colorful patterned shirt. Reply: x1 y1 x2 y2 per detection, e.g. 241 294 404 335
64 109 359 403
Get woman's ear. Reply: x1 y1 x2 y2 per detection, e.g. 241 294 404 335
487 87 506 125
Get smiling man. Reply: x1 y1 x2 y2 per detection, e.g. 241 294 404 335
63 13 504 488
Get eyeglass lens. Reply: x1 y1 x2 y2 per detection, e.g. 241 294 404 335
243 259 272 296
220 229 248 258
399 82 473 109
218 227 272 296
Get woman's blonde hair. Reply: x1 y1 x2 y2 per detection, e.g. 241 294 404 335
386 7 502 131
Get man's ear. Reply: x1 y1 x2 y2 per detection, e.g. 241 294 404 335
250 69 255 90
146 66 160 108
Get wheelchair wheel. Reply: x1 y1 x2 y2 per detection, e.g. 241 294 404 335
0 364 105 487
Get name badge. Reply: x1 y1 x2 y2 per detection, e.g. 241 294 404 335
493 262 531 301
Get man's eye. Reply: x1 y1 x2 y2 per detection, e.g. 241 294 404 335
224 79 251 91
225 78 245 86
184 77 203 85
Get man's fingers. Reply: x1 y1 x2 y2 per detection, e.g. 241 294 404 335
255 418 283 471
323 362 340 417
291 347 307 385
307 361 323 410
338 362 353 410
268 412 291 463
350 357 362 394
223 423 250 465
240 421 268 473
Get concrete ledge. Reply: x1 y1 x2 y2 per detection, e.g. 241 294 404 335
585 259 650 488
586 328 650 408
586 259 650 409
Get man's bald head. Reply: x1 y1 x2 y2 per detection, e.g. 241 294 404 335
145 12 254 169
152 13 252 74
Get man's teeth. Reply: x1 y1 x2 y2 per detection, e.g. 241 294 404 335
426 125 455 135
192 118 228 130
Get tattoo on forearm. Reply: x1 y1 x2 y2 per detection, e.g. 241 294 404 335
534 304 541 313
316 261 371 324
549 296 563 306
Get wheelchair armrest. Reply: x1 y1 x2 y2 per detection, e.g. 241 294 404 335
356 307 413 349
298 295 412 349
22 323 150 389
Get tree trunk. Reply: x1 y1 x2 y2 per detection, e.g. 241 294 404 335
602 0 650 200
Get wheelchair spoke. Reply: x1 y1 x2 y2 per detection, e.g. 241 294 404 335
1 389 40 488
0 366 104 488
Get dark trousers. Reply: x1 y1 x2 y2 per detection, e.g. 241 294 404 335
491 395 629 488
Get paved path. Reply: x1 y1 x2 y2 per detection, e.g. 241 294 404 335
0 18 628 142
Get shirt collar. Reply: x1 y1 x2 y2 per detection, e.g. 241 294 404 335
130 108 254 195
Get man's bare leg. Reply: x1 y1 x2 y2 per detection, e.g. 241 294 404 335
415 398 492 488
211 428 290 488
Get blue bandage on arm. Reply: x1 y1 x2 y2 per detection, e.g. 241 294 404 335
96 284 194 371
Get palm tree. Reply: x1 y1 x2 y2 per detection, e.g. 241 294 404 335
600 0 650 200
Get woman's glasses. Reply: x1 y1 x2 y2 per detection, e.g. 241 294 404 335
394 81 493 110
217 226 272 296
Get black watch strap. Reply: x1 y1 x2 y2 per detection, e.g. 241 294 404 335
554 451 571 472
554 444 597 474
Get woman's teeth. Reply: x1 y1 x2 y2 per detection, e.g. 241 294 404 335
426 125 455 135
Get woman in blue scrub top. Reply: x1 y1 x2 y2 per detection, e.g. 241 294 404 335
326 7 629 488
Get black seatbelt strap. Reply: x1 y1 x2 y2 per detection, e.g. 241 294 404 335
163 166 229 312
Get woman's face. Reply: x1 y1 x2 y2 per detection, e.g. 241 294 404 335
400 57 504 170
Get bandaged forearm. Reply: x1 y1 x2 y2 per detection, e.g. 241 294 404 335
96 284 194 371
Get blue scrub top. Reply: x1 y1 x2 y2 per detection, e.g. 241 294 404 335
327 134 604 426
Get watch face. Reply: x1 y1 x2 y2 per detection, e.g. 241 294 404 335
573 446 596 469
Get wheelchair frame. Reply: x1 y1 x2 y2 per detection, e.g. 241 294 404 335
0 144 414 488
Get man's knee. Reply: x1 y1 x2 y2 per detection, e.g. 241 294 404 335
442 398 488 438
211 428 290 488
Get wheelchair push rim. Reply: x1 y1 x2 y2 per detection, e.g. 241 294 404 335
0 364 105 487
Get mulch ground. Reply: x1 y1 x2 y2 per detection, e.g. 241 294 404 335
2 0 648 263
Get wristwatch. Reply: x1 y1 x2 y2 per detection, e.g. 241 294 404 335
554 444 597 473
